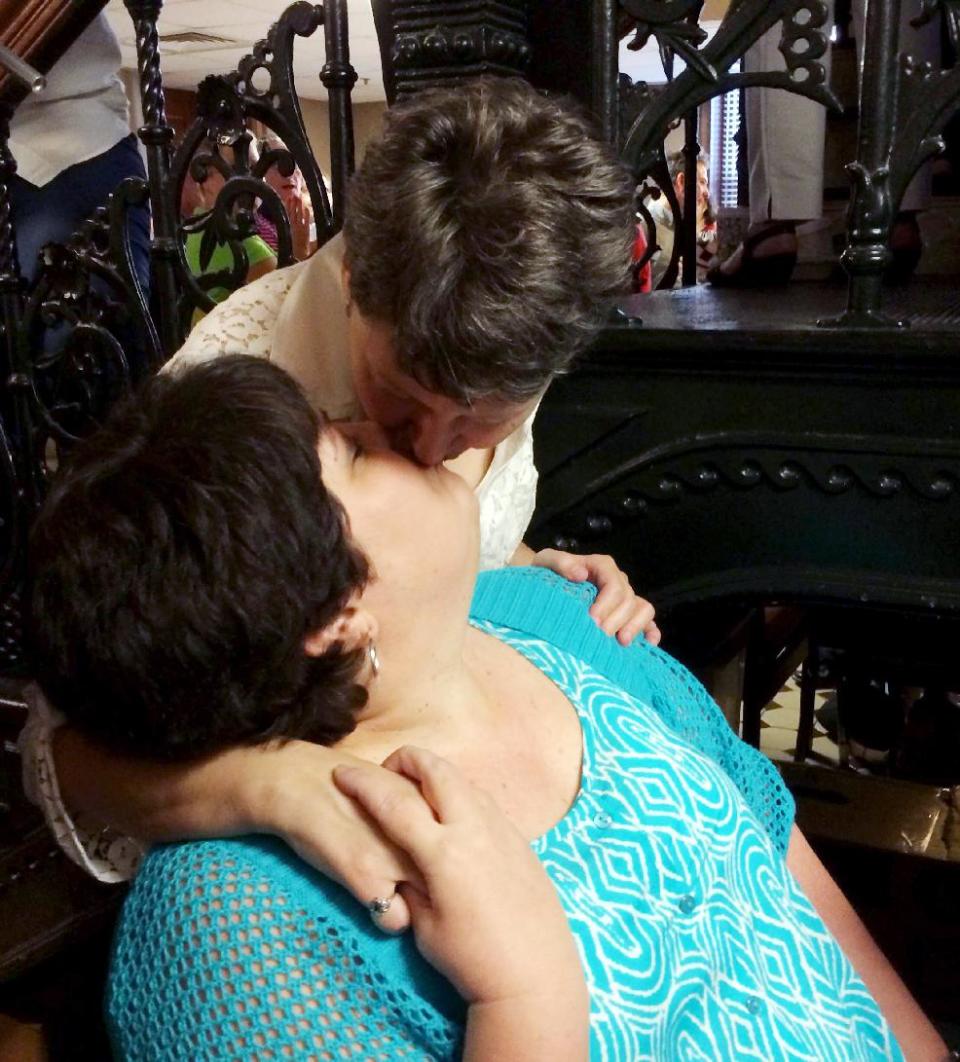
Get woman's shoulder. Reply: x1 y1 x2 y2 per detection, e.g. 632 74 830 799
124 835 341 918
470 568 614 662
472 566 597 615
107 841 460 1057
109 836 463 1058
169 261 308 367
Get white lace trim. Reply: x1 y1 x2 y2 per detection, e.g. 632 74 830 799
19 683 145 882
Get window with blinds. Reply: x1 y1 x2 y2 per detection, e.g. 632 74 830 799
709 62 742 209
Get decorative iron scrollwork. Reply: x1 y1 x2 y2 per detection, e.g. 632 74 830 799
0 1 360 675
388 1 530 98
165 3 352 329
18 184 152 449
567 443 959 543
620 0 839 180
621 0 712 83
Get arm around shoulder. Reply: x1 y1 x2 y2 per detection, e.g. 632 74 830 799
47 720 417 930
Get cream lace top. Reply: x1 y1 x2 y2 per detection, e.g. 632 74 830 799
20 234 539 883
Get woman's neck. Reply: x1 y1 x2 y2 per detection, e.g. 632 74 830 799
335 622 585 840
337 624 498 763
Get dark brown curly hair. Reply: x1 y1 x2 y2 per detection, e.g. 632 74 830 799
28 357 370 761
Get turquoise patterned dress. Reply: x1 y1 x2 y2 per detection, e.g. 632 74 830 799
107 569 904 1060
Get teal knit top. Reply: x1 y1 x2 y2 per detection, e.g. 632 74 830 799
107 569 899 1059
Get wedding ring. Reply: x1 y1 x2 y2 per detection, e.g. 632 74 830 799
368 895 393 918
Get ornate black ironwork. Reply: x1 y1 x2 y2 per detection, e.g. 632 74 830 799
0 148 155 672
619 0 708 291
387 0 531 99
531 339 960 619
0 101 28 673
614 0 960 322
612 0 837 292
123 0 179 358
165 2 353 328
619 0 838 178
0 1 355 674
827 0 960 325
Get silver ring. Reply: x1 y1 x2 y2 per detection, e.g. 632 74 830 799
368 895 392 918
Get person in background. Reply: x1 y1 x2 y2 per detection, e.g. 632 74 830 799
256 131 319 260
182 133 277 317
645 149 718 288
8 13 151 373
8 13 148 291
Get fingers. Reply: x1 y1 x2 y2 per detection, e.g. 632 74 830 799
644 621 662 647
333 760 439 855
531 548 589 582
586 558 633 628
334 749 486 935
281 799 420 932
380 745 476 825
610 596 657 646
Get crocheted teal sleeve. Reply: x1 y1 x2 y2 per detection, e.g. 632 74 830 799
470 567 795 856
107 836 464 1060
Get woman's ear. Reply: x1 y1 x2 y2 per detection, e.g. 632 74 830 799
303 602 376 658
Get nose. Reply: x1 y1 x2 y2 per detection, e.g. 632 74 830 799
407 414 461 467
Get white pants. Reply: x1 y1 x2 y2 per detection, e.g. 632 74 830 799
745 1 939 223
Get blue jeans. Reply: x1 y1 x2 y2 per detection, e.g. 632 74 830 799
11 133 150 289
10 133 152 377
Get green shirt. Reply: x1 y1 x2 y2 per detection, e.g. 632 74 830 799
184 213 275 306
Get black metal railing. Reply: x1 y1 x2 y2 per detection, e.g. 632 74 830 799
0 0 355 674
2 0 960 674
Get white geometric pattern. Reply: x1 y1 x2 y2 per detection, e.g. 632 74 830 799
476 620 905 1062
106 612 905 1061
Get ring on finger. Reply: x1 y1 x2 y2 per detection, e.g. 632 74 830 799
368 894 395 919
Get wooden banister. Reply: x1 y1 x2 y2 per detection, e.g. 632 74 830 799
0 0 108 103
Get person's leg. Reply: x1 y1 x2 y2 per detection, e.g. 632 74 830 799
710 25 827 284
102 134 151 301
11 134 152 375
9 174 72 285
745 27 827 226
11 134 149 291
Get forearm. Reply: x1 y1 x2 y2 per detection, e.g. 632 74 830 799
464 989 589 1062
54 726 271 842
786 827 945 1061
54 729 416 924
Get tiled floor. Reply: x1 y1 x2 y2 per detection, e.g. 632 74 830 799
758 675 841 767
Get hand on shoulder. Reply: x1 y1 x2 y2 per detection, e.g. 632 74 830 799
334 746 589 1059
530 548 660 647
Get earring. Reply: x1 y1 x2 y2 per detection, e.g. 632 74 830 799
367 641 381 678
